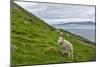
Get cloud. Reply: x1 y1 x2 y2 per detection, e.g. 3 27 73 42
15 1 95 24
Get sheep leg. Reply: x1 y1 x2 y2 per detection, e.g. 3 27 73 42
68 50 73 59
61 50 64 55
68 51 71 58
71 50 73 59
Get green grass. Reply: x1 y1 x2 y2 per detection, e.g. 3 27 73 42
11 3 96 66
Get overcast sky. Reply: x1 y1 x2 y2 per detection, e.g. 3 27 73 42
15 1 95 25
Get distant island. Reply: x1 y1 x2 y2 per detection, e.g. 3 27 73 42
52 21 95 25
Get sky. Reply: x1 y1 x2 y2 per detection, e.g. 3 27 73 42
15 1 95 25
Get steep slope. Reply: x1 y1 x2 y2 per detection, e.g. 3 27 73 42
11 3 96 66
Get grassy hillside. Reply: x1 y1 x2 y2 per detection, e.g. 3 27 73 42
11 3 96 66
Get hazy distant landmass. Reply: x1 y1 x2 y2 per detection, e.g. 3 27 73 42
52 21 95 25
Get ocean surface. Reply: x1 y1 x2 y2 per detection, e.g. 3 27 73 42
52 24 96 42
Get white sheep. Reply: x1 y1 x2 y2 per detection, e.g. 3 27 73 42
24 21 27 24
58 32 73 59
66 33 70 37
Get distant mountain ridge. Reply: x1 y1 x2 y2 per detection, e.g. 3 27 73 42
52 21 95 25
